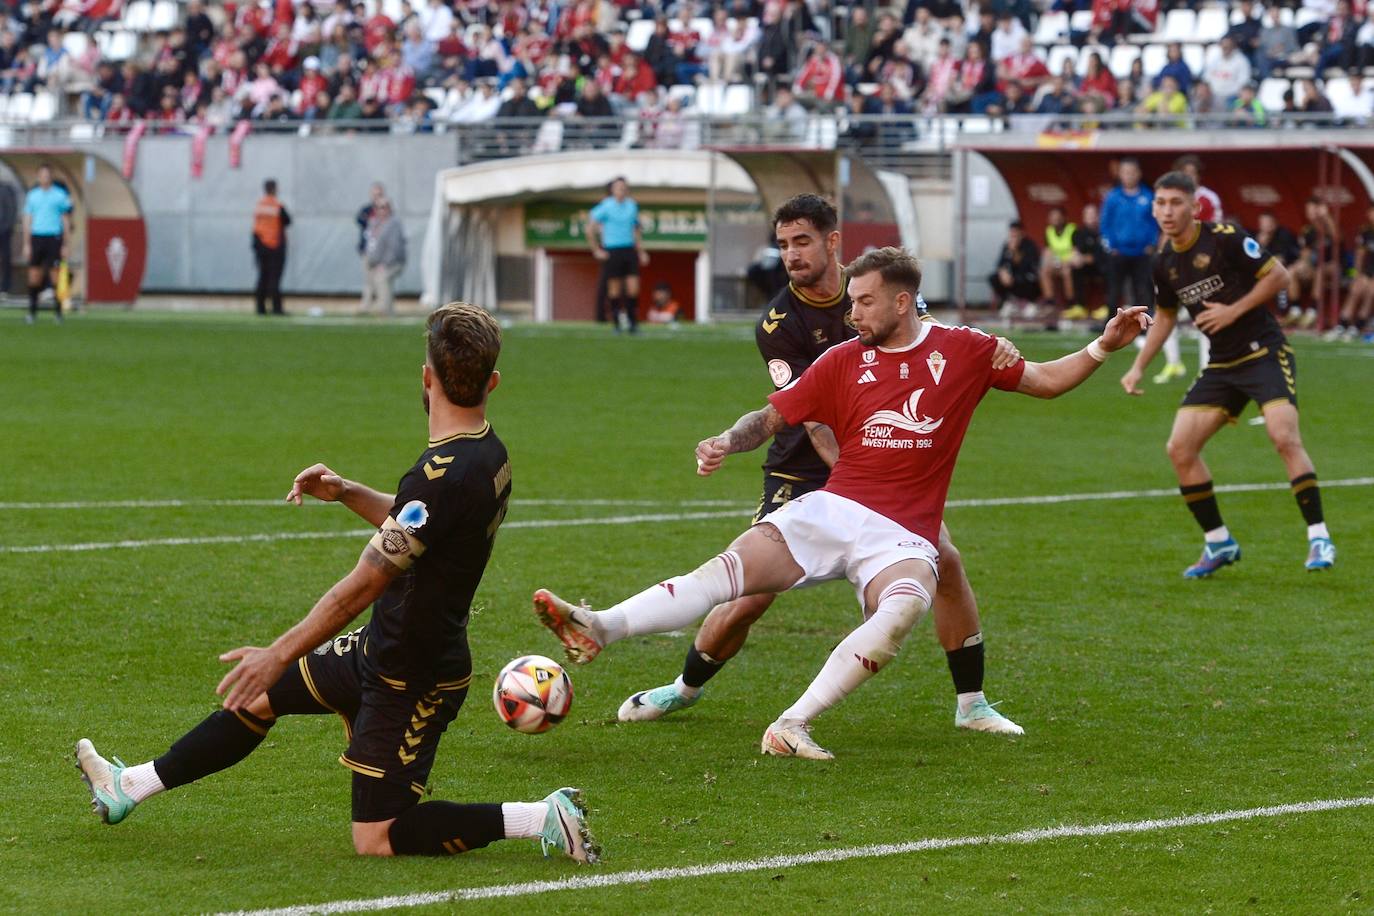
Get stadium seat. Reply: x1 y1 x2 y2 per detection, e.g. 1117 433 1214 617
149 0 177 32
1294 7 1321 30
102 30 138 60
69 122 98 140
959 115 997 134
423 87 446 107
691 17 715 40
1109 43 1141 79
1162 8 1196 42
1068 10 1093 33
1325 76 1354 111
1277 7 1295 27
530 118 563 153
617 119 639 149
721 84 753 115
626 19 654 52
30 92 56 122
382 0 404 22
667 83 696 107
8 93 33 121
1047 44 1078 76
122 0 150 31
1195 8 1228 42
0 95 9 122
1034 11 1068 44
1259 77 1290 111
62 32 91 58
803 115 837 149
694 82 724 114
1141 43 1167 76
1182 43 1205 75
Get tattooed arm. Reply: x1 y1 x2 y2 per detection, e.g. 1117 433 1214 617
803 422 840 467
695 403 788 476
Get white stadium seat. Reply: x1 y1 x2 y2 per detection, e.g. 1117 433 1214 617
667 83 696 107
691 17 715 40
149 0 177 32
1195 8 1228 42
626 18 655 52
30 92 56 122
0 95 9 122
1182 43 1205 75
1140 43 1167 77
106 30 138 59
1109 44 1140 79
62 32 91 57
1259 77 1290 111
8 93 33 121
531 118 563 153
1069 10 1093 33
1047 44 1078 76
1077 45 1110 76
1294 7 1322 30
1034 11 1068 44
1162 8 1196 42
122 1 150 31
722 84 753 114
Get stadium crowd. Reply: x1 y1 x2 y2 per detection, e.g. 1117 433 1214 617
1 0 1372 133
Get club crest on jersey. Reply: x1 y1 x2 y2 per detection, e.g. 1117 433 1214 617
767 359 793 388
926 351 946 385
1193 252 1211 270
862 349 876 364
899 362 909 380
398 500 429 534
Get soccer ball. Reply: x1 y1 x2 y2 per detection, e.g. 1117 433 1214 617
492 654 573 734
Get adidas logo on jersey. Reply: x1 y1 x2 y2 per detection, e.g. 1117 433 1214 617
856 369 877 385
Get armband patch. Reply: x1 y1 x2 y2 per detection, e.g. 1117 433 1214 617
767 359 792 388
369 516 427 570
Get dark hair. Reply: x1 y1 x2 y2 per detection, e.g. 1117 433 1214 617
772 193 838 235
845 246 923 297
426 302 502 407
1009 219 1024 229
1153 170 1196 195
264 179 277 194
1119 157 1140 170
607 176 628 193
1172 154 1202 172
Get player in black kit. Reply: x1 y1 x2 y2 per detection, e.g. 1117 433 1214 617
75 303 598 863
617 194 1025 735
1121 171 1335 578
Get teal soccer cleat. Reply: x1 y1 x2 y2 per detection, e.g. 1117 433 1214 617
75 739 137 825
1183 538 1241 579
617 683 700 722
539 787 600 864
955 698 1025 735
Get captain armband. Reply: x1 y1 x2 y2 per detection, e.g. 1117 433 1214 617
368 516 428 570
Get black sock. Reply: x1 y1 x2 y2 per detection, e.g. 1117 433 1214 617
682 645 726 690
388 801 504 855
1180 480 1225 533
1291 473 1324 526
152 709 273 789
28 287 38 315
945 638 985 695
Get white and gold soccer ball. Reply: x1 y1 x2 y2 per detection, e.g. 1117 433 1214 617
492 654 574 734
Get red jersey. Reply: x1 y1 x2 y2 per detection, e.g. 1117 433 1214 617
768 323 1024 543
1195 185 1222 223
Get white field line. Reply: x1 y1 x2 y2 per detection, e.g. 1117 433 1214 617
3 478 1370 555
216 795 1374 916
0 511 746 554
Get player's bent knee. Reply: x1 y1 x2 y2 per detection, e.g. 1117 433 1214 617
869 578 932 657
352 820 396 857
936 541 963 582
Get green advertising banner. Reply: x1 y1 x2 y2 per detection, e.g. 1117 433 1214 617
525 201 709 250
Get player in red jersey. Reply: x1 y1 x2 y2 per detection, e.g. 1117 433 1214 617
533 248 1150 759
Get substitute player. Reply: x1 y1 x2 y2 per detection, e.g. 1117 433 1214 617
76 303 598 862
1120 171 1336 577
617 194 1022 736
535 248 1150 759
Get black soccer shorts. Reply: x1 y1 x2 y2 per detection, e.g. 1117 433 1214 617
1180 344 1298 419
29 235 62 268
753 471 825 524
601 247 640 279
266 625 471 822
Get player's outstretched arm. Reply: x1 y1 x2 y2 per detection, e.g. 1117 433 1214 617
695 403 788 476
286 463 394 527
217 545 400 710
1017 306 1153 399
803 422 840 467
1120 307 1177 395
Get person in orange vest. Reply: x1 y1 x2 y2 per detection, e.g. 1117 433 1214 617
252 178 291 315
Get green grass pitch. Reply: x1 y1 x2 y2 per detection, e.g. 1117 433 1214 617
2 312 1371 914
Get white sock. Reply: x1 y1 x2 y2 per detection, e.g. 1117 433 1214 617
1204 525 1231 544
1308 523 1330 540
119 762 166 803
674 674 702 700
956 691 985 715
502 801 548 839
779 579 930 724
592 551 744 645
1163 330 1181 366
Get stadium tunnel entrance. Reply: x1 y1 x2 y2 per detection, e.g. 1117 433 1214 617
420 148 917 322
0 149 147 306
952 134 1374 323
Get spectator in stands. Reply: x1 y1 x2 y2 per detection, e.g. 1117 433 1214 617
646 282 681 324
1227 0 1264 65
123 61 157 116
452 77 501 122
793 38 844 106
903 7 946 72
989 219 1040 314
989 11 1026 64
575 77 612 117
1360 12 1374 67
1000 36 1049 91
1099 158 1156 324
419 0 454 44
711 17 758 84
643 18 678 87
1290 196 1340 326
1204 35 1251 104
1254 4 1301 78
1154 43 1192 95
1334 73 1373 122
34 28 73 94
921 37 960 113
328 81 362 119
81 59 122 120
1297 77 1334 114
186 0 215 60
1138 74 1189 127
843 5 875 83
1080 51 1117 107
1316 0 1361 73
360 199 406 316
1039 206 1076 317
1229 82 1268 126
648 93 690 148
763 85 808 140
1034 75 1079 122
1190 80 1219 119
1124 56 1148 99
401 21 435 83
1068 202 1106 320
757 4 797 81
949 40 1000 113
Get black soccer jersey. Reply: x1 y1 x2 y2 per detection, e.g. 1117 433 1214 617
757 275 855 482
365 423 511 686
1153 221 1287 365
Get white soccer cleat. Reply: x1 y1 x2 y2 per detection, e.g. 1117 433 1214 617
761 720 834 760
617 683 700 722
532 589 603 665
955 698 1025 736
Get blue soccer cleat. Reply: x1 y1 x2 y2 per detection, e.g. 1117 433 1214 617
1305 537 1336 571
1183 538 1241 579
